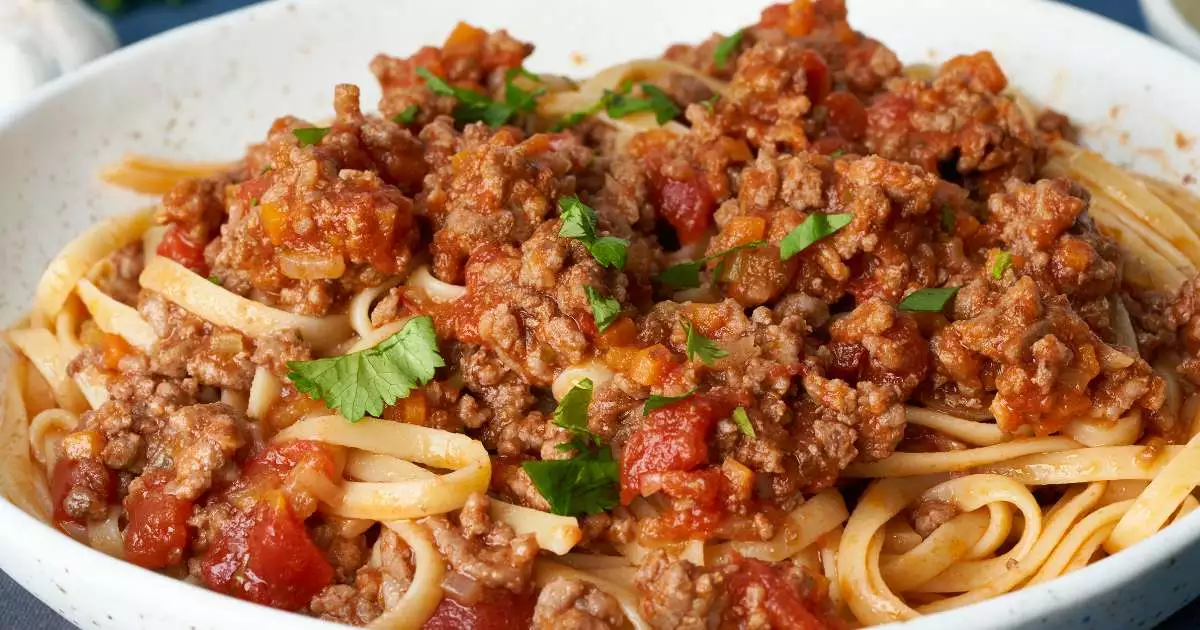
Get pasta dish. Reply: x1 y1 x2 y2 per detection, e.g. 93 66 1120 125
5 1 1200 628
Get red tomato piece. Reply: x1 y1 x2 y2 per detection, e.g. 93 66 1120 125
727 558 842 630
798 50 831 105
50 457 116 527
199 500 333 611
156 225 209 275
654 175 716 246
619 395 730 504
123 470 194 569
823 92 867 141
240 440 338 489
422 588 537 630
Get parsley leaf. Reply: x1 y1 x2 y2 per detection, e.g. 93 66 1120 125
991 251 1013 280
293 127 331 147
392 105 420 125
829 149 846 158
585 286 621 332
898 287 959 313
554 378 595 440
589 236 629 269
714 29 745 69
941 205 956 234
657 240 767 289
779 213 854 261
732 406 756 438
558 196 629 269
682 319 727 365
643 388 699 415
417 66 544 127
207 275 221 285
522 447 619 516
286 316 445 422
604 83 680 124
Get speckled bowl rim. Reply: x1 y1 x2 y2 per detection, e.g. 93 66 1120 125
0 0 1198 628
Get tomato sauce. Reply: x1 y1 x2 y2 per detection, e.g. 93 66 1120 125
422 588 537 630
197 440 337 610
123 470 194 569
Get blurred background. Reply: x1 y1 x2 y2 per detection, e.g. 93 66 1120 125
0 0 1196 629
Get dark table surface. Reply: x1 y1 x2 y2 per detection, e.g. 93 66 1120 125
0 0 1193 628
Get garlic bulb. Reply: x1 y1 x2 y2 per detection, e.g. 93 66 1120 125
0 0 118 111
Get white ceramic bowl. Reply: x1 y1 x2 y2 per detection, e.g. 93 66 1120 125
1142 0 1200 60
1 0 1199 628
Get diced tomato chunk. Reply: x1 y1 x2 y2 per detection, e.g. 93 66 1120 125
798 50 831 105
422 588 537 630
619 395 731 504
156 225 209 275
240 440 338 488
654 175 716 245
198 499 333 611
823 91 867 140
123 470 194 569
727 558 842 630
50 456 116 527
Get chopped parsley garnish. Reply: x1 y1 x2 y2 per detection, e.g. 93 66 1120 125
250 198 259 207
829 149 846 158
643 387 699 415
701 95 720 112
657 240 767 289
293 127 331 147
991 251 1013 280
554 81 681 130
584 286 621 332
522 446 619 516
941 205 956 233
897 287 959 313
714 29 745 69
417 66 544 127
207 275 221 285
604 83 680 124
286 316 445 422
682 319 727 365
260 165 273 175
779 213 854 261
732 406 756 438
558 196 629 269
392 105 420 125
554 378 596 442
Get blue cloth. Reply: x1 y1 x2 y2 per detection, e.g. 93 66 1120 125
0 1 1193 629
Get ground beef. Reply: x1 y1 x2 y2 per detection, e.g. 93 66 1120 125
866 51 1041 197
422 493 538 592
309 526 413 625
139 292 255 390
371 23 533 124
910 498 960 537
95 243 145 306
145 403 246 501
251 330 312 376
986 178 1121 318
160 175 233 244
933 276 1164 433
532 578 625 630
665 0 901 97
420 124 591 284
634 551 735 630
1172 275 1200 386
206 86 419 315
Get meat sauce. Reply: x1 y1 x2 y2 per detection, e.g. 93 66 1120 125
197 441 337 610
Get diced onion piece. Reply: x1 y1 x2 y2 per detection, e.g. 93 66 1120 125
279 251 346 280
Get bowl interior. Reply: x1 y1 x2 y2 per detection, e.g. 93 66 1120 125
1 1 1199 629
